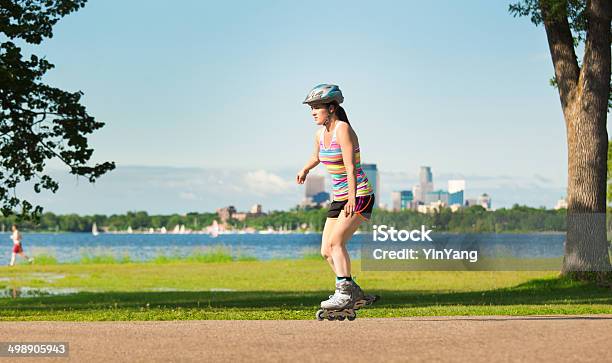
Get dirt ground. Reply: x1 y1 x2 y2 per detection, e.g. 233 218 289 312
1 315 611 362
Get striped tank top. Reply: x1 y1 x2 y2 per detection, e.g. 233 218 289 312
318 122 374 201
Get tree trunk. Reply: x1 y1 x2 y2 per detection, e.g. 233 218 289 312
540 0 612 279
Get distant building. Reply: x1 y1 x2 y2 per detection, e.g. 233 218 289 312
417 201 444 214
218 204 266 223
312 191 330 205
425 190 449 205
449 190 464 206
465 198 479 207
392 190 413 211
305 175 325 198
478 193 492 210
216 206 237 223
232 212 248 222
250 204 262 214
555 197 568 210
361 163 379 208
420 166 433 186
419 166 434 196
300 191 330 208
412 184 422 203
401 191 414 210
392 191 401 211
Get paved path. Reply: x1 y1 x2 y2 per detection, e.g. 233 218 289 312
1 315 611 362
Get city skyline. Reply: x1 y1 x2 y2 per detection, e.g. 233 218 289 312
15 164 566 215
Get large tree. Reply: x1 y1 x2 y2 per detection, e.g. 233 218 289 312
0 0 114 221
510 0 611 281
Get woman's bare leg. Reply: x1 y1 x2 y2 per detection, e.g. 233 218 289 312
321 217 338 274
328 213 365 277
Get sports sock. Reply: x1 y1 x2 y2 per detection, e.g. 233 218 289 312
336 276 352 283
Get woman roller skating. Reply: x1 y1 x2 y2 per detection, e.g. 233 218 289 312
296 84 378 321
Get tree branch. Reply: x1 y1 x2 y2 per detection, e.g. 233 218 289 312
539 0 581 110
580 0 612 111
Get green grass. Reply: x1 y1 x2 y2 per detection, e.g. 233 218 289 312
29 254 58 265
300 247 322 260
27 245 257 265
0 260 610 321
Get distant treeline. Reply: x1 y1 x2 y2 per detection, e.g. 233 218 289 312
235 205 569 233
1 211 218 233
3 205 611 234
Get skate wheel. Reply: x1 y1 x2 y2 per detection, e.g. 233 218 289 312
316 310 325 321
347 311 356 321
337 315 345 321
327 312 336 321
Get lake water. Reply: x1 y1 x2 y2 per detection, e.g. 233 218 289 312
0 232 568 264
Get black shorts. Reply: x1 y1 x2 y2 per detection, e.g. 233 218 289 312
327 194 375 220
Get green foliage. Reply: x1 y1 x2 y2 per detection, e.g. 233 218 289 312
79 254 118 264
241 205 566 233
29 253 58 265
509 0 588 42
186 246 233 263
509 0 611 111
0 211 219 232
0 207 567 233
0 0 115 222
151 246 250 264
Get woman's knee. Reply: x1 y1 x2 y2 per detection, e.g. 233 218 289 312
328 235 346 251
320 245 332 259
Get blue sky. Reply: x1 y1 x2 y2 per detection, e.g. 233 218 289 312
14 0 602 214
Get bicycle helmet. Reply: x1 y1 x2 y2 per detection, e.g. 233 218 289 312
302 84 344 105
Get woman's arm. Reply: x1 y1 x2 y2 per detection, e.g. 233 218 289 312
297 131 321 184
335 122 358 214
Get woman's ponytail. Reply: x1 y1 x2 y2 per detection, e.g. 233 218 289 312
334 104 350 125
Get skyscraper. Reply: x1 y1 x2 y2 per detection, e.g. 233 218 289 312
391 191 401 211
417 166 433 202
305 175 325 198
419 166 432 185
361 163 379 206
400 190 414 210
425 190 449 204
449 190 464 206
448 180 466 206
392 190 414 211
413 184 422 203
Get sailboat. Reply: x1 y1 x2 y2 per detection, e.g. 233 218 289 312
127 226 133 234
92 222 99 236
209 220 219 238
160 226 167 234
179 224 186 234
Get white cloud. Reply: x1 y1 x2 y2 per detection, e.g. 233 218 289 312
243 169 293 196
